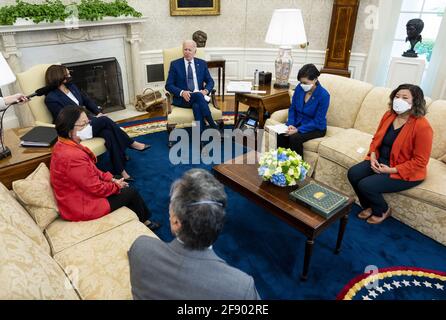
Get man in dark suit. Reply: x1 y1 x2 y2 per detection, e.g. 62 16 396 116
128 169 261 300
165 40 219 133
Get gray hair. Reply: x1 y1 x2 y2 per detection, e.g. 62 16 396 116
182 39 197 49
170 169 227 250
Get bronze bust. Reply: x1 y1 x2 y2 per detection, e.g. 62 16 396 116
192 30 207 48
403 18 424 58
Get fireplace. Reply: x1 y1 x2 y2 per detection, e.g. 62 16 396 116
64 57 125 114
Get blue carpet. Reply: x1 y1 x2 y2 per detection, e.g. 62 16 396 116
97 130 446 300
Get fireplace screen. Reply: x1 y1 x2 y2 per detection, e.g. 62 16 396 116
63 58 125 113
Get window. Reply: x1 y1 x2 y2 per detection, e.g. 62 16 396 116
391 0 446 62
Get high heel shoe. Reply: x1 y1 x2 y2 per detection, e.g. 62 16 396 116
358 208 373 220
367 208 392 225
133 144 151 152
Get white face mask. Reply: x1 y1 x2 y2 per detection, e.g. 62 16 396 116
393 98 412 114
76 124 93 141
300 83 313 92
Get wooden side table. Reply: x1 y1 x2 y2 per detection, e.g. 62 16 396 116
0 128 53 189
234 83 291 128
206 60 225 101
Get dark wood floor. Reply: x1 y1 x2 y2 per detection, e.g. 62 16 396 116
117 95 248 123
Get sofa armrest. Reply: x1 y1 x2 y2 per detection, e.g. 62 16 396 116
34 121 55 128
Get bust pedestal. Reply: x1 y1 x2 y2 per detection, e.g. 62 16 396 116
386 56 426 89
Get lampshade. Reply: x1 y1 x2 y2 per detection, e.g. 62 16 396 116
265 9 307 47
0 52 16 87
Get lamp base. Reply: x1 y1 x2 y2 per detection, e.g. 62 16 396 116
273 82 290 89
0 146 12 160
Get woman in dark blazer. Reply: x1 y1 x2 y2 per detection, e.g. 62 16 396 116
347 84 433 224
44 65 149 181
50 106 159 230
277 64 330 158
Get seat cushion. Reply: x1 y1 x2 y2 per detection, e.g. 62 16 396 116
53 220 158 300
400 158 446 210
45 207 138 255
319 74 373 129
12 163 59 231
0 222 79 300
167 105 223 126
425 100 446 159
0 182 50 254
318 128 373 169
303 126 346 153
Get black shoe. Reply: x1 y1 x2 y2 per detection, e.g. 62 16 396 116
124 177 135 182
145 221 161 231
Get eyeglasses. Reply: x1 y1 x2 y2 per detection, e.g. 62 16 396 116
74 120 91 130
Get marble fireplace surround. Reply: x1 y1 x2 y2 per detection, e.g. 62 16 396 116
0 17 147 128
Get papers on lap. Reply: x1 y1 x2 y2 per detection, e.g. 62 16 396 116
267 124 289 135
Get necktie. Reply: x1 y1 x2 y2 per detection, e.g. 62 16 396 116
187 62 195 91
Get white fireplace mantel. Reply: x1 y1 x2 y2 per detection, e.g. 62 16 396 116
0 17 147 128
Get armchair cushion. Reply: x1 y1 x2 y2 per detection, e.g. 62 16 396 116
167 105 223 126
12 163 59 231
425 100 446 159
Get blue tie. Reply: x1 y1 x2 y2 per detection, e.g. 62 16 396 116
187 62 195 91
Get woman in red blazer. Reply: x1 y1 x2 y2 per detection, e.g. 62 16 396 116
347 84 433 224
50 106 160 230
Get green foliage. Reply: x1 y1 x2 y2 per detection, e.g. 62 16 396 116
415 39 435 62
0 0 142 25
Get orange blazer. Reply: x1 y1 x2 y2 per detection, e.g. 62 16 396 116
366 111 433 181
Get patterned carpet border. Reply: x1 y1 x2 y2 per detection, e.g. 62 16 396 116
337 266 446 300
120 112 238 138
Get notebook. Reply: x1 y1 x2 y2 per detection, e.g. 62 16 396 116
20 126 58 147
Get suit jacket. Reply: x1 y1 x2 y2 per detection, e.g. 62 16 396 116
286 83 330 133
165 57 214 107
128 237 261 300
45 83 101 122
366 111 433 181
50 139 119 221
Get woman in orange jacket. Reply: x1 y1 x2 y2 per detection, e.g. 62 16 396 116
347 84 433 224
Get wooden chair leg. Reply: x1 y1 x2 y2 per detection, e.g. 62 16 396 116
167 123 177 148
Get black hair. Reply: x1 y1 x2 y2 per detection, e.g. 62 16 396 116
297 64 321 81
55 106 85 138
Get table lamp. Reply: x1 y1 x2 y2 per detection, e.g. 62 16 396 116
0 52 17 159
265 9 307 89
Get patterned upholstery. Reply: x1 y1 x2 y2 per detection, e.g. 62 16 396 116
0 221 79 300
16 64 106 156
0 182 50 254
319 74 373 129
12 163 59 231
45 207 138 255
53 220 158 300
425 100 446 159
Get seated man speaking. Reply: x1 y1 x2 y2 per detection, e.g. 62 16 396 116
165 40 220 134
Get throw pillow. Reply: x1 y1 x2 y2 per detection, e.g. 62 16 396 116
12 163 59 230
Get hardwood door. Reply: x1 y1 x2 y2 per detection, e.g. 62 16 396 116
321 0 360 78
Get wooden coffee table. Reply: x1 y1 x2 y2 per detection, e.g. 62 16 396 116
213 152 354 280
0 128 53 189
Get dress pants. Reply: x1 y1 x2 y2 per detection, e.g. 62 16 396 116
182 93 218 132
90 116 133 175
277 130 326 158
107 187 151 223
347 160 423 217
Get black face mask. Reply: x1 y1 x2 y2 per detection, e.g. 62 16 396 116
64 76 73 83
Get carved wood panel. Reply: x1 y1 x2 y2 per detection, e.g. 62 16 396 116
321 0 360 78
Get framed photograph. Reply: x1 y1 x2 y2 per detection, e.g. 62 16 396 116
170 0 220 16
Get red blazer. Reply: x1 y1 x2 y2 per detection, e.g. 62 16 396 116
50 139 120 221
366 111 433 181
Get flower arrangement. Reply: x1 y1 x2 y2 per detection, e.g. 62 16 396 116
258 148 310 187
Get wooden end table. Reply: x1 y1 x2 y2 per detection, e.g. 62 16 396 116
213 151 354 280
0 128 53 189
207 60 226 101
234 83 291 129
